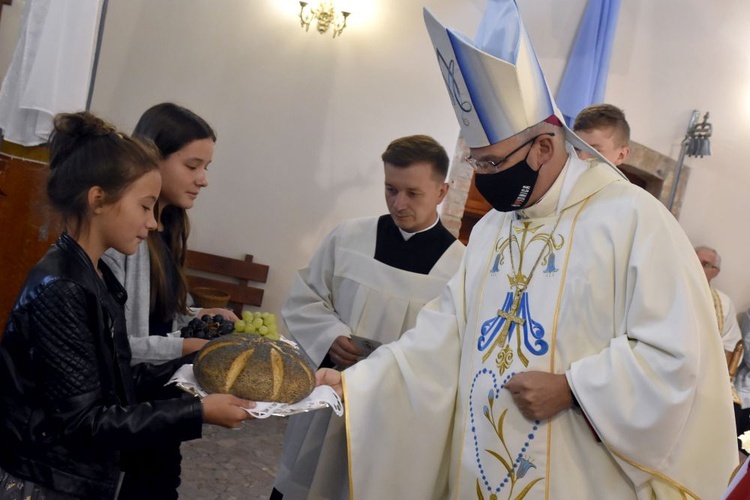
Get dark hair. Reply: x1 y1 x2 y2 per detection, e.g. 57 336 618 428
133 103 216 319
132 102 216 158
47 111 158 235
381 135 450 180
573 104 630 147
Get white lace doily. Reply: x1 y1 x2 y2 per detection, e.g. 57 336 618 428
167 364 344 419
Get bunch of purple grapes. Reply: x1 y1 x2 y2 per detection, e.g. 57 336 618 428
180 314 235 340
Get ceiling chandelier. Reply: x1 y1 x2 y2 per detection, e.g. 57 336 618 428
298 1 351 38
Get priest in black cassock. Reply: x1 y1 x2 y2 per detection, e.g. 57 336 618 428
270 135 465 500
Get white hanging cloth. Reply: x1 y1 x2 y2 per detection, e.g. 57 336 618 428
0 0 100 146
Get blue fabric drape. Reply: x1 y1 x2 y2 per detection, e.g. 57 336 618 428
555 0 621 127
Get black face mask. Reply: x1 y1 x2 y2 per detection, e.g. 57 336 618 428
474 148 539 212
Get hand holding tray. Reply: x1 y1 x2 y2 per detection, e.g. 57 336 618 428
168 364 344 419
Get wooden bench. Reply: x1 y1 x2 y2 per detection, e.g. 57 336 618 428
185 250 270 315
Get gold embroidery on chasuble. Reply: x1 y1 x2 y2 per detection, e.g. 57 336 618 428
467 213 569 500
711 287 742 405
479 218 564 371
710 286 724 333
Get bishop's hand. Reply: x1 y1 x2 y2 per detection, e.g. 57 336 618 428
504 371 572 420
316 368 343 400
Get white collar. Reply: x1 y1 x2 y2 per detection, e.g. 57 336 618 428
398 214 440 241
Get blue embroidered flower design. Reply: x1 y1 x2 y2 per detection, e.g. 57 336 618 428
516 456 537 479
543 251 558 275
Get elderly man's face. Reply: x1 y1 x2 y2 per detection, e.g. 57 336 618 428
696 248 720 283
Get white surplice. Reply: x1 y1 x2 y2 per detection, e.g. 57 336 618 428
274 216 465 500
711 287 742 353
343 155 737 499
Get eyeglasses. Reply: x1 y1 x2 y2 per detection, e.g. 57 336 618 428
465 133 555 174
700 260 720 271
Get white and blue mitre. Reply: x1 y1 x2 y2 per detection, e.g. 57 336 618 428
424 0 621 174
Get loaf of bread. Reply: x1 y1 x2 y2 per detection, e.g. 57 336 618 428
193 334 315 403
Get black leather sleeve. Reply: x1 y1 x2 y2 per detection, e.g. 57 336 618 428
57 390 203 450
31 280 102 402
130 352 198 402
28 280 203 449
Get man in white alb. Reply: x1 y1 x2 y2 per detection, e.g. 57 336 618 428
695 245 742 363
317 1 738 498
695 245 749 456
271 135 464 500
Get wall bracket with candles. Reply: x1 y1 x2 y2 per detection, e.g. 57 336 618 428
666 110 712 211
298 0 350 38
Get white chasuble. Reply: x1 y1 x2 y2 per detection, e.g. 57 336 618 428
275 216 464 500
462 209 575 499
343 159 737 500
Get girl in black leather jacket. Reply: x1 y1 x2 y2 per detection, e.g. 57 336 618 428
0 112 254 499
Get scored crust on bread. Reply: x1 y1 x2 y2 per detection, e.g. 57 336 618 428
194 334 315 403
269 347 283 401
225 348 255 393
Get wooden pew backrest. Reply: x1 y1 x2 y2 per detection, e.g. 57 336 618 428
185 250 269 315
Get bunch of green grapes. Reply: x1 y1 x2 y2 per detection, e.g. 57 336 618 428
234 311 280 340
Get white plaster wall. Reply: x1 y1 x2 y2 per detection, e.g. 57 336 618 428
2 0 750 314
88 0 481 319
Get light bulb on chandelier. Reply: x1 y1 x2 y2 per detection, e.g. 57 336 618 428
298 0 350 38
